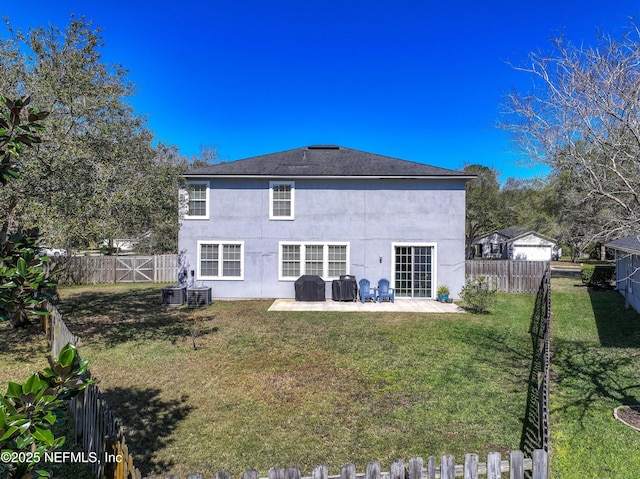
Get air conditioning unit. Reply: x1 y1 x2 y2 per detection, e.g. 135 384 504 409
187 287 211 308
161 286 186 307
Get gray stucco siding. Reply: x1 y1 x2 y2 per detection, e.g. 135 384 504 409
178 177 467 299
615 253 640 313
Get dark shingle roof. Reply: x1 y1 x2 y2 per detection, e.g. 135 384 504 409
472 227 557 244
187 145 472 178
606 235 640 254
499 227 527 239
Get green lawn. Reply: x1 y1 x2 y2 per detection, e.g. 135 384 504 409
0 283 539 478
550 274 640 478
4 276 638 478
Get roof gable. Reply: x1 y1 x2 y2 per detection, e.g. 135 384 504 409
498 227 527 239
471 230 511 243
187 145 473 178
507 231 557 246
472 227 556 245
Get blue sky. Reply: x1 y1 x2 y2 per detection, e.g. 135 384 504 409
1 1 639 180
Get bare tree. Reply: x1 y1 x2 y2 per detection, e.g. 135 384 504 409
501 23 640 244
190 144 221 168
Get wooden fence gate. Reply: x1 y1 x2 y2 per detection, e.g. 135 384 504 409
49 254 179 285
115 256 154 282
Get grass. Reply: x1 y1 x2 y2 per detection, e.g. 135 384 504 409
550 273 640 478
1 284 537 478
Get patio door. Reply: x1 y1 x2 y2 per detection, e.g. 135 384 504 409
394 245 434 298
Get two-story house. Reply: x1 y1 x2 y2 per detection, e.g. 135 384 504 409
178 145 474 300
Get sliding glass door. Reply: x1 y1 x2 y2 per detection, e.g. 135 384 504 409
394 245 434 298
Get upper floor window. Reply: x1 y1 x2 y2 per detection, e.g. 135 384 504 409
185 181 209 219
270 181 294 220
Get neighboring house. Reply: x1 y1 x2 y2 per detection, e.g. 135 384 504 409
471 229 514 259
605 235 640 313
178 145 474 300
472 227 559 261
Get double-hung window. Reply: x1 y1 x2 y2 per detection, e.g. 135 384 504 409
279 242 349 280
185 181 209 219
198 241 244 280
270 181 294 220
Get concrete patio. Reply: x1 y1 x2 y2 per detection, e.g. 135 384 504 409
268 298 465 313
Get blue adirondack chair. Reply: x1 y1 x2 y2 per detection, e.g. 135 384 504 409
358 278 377 303
377 278 395 303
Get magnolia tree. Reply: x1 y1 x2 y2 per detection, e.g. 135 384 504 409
0 343 93 479
0 95 56 328
501 23 640 245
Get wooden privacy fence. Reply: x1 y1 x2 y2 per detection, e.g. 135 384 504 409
48 254 178 285
71 380 141 479
42 302 142 479
42 301 79 358
143 450 549 479
465 260 548 294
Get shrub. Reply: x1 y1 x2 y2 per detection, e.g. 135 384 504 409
460 275 497 313
580 264 615 287
0 343 93 479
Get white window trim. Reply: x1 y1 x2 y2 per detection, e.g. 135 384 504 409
391 242 438 300
185 181 210 220
278 241 350 281
197 240 244 280
269 181 295 220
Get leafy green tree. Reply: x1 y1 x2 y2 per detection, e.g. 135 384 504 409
0 17 185 252
463 164 505 258
550 168 608 261
0 95 55 328
500 176 561 237
116 143 188 254
464 164 564 258
0 227 55 328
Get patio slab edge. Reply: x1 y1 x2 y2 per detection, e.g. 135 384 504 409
268 299 465 313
